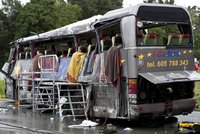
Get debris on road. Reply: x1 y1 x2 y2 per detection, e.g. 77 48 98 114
178 121 200 134
68 120 98 128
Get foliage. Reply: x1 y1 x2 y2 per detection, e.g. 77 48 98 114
195 81 200 111
15 0 81 38
68 0 123 19
0 80 5 98
188 6 200 59
0 0 81 68
0 0 22 67
2 0 22 40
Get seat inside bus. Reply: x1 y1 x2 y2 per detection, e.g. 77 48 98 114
56 51 62 57
25 52 31 59
144 34 161 46
44 50 52 55
100 36 112 51
19 52 26 59
11 59 32 78
62 50 68 57
66 48 75 57
87 38 96 56
87 44 96 56
180 34 190 45
37 55 70 81
55 57 71 80
38 52 93 82
112 36 115 46
167 34 181 45
114 35 123 46
111 34 123 46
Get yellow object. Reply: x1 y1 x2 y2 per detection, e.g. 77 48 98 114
67 52 86 83
121 60 126 63
179 122 200 128
13 63 21 77
138 54 144 60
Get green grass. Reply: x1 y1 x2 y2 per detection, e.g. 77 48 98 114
0 80 5 98
195 81 200 111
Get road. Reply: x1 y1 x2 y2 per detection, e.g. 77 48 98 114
0 99 199 134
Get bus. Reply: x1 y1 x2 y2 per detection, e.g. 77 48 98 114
2 3 200 120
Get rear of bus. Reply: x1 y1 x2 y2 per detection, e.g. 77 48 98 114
121 4 200 119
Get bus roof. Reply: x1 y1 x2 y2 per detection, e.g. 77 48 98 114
96 3 189 24
15 15 102 44
13 3 190 45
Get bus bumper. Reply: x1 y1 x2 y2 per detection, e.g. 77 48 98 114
129 98 196 118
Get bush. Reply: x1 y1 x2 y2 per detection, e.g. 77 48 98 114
0 80 5 98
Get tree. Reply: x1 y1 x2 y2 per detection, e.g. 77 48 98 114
188 6 200 59
0 0 81 68
0 10 9 67
15 0 81 38
0 0 22 67
68 0 123 19
2 0 22 40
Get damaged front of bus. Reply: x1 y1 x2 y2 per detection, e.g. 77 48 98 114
121 3 200 119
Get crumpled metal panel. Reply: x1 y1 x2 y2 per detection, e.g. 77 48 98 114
93 84 119 118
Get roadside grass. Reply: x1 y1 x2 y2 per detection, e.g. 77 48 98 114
195 81 200 111
0 80 5 98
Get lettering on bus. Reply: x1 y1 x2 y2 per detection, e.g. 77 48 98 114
138 50 193 59
146 60 189 68
137 50 192 67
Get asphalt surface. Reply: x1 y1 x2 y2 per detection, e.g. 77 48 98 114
0 99 199 134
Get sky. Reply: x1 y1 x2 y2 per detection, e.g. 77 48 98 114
123 0 200 7
17 0 200 7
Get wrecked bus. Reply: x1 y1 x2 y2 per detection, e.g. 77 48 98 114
2 3 200 120
91 3 200 119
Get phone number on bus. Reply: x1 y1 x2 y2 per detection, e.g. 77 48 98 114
147 60 189 68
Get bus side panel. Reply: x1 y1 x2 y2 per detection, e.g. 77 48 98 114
126 49 138 78
123 49 140 119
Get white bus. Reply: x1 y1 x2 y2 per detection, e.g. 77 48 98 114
2 3 200 120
